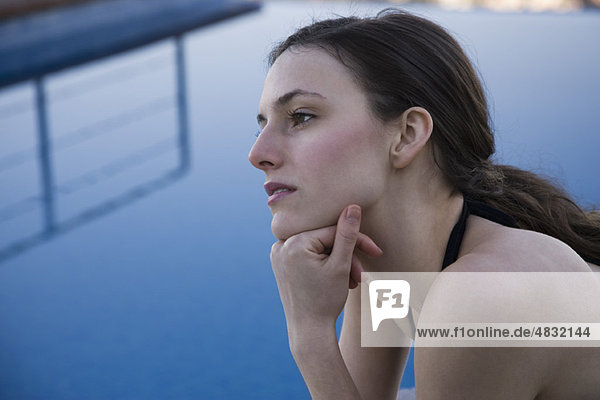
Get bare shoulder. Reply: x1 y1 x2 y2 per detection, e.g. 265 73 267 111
455 215 592 273
415 218 600 399
421 220 598 322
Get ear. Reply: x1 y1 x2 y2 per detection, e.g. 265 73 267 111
389 107 433 169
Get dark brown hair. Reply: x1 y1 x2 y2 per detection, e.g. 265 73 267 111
268 10 600 265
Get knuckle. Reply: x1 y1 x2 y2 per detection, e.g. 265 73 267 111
270 241 281 254
270 241 284 262
283 237 307 258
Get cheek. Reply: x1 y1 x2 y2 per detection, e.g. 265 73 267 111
301 126 387 202
270 145 385 240
300 124 364 167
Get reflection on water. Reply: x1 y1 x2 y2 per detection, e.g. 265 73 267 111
0 38 190 263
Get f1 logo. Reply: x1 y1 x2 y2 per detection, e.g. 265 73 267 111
369 280 410 331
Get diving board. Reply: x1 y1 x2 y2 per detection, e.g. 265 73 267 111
0 0 261 88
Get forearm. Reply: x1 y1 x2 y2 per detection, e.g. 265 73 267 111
340 289 408 400
269 206 384 399
290 322 362 400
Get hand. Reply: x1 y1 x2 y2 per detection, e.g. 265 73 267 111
270 205 383 333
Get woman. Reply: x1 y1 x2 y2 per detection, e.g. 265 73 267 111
248 10 600 400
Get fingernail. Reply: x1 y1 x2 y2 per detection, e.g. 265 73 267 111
346 205 360 222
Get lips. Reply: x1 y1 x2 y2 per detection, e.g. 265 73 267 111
264 182 297 196
264 182 297 205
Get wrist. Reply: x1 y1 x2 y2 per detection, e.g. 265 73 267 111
288 320 338 359
288 322 362 400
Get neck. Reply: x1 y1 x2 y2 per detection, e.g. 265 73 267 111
358 179 464 273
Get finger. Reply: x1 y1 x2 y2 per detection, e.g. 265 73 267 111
329 205 361 271
355 233 383 258
349 276 358 289
310 225 382 257
350 253 364 285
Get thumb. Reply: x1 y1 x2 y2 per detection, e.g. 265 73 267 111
329 205 361 270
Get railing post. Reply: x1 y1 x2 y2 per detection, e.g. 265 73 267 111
35 77 56 233
175 34 190 171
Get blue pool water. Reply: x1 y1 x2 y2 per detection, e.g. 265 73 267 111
0 2 599 399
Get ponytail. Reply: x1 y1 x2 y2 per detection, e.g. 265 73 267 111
461 163 600 265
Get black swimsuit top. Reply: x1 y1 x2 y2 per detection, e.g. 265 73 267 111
441 199 516 270
441 199 600 269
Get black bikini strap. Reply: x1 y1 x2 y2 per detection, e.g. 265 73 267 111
441 200 469 270
441 198 599 269
441 199 518 270
465 199 517 228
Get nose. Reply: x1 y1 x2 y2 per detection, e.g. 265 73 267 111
248 128 282 171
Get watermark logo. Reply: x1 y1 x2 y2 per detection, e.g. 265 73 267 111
362 272 600 347
369 279 410 331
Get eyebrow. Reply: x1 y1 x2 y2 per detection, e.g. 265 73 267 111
257 89 326 124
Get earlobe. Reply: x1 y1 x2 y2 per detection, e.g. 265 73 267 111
389 107 433 169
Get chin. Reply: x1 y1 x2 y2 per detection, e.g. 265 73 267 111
270 210 338 241
271 225 292 241
270 216 303 241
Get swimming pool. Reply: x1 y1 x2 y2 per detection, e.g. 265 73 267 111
1 2 599 399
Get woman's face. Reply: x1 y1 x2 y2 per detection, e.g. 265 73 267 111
249 47 392 240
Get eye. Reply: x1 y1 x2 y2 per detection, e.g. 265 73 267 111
255 114 266 138
287 110 315 128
